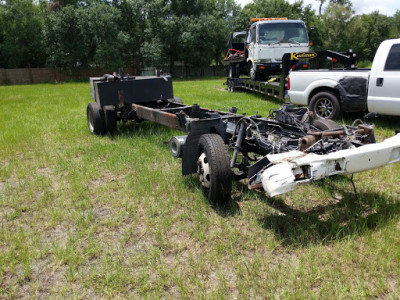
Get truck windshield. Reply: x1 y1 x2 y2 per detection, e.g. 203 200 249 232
258 23 308 44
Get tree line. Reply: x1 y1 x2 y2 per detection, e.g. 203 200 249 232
1 0 400 74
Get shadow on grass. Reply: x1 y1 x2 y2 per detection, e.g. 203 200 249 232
182 175 242 217
110 121 179 139
256 178 400 247
103 117 400 247
109 121 244 217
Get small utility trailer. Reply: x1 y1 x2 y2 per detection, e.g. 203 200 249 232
226 50 357 101
87 72 400 205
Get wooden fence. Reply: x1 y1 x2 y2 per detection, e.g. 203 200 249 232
0 66 226 85
0 67 136 85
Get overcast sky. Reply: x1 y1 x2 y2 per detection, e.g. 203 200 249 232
235 0 400 16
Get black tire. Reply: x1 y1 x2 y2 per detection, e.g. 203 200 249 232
173 96 183 104
227 80 235 92
104 107 117 135
229 65 237 78
87 102 106 135
197 134 232 206
313 119 341 131
250 66 258 81
309 91 341 120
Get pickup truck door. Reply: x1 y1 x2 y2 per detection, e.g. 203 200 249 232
368 42 400 116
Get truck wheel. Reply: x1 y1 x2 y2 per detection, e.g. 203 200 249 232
313 119 341 131
197 134 232 206
228 80 235 92
104 107 117 135
309 91 340 120
250 67 258 81
229 65 237 78
87 102 106 135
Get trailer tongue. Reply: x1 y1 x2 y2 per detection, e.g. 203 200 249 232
87 73 400 205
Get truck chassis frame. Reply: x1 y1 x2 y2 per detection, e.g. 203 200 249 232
87 73 400 205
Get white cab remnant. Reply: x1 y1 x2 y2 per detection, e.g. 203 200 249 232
261 134 400 197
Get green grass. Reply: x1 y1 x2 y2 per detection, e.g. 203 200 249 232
1 78 400 298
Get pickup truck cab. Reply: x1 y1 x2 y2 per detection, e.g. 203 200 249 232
288 38 400 119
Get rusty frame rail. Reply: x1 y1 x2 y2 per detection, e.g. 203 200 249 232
132 103 181 130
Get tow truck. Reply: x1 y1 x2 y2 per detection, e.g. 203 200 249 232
224 17 310 80
86 72 400 205
225 50 357 102
224 18 357 104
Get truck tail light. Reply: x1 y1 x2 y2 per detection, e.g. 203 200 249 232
287 77 290 90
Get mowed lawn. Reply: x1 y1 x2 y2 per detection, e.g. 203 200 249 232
1 78 400 298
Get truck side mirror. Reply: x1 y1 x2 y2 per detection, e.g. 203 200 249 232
308 26 315 45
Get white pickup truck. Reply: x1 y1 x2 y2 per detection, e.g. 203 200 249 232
288 38 400 119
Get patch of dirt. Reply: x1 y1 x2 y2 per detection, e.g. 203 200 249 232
23 262 68 298
123 223 156 259
93 207 111 219
1 271 18 293
1 160 9 168
0 179 23 191
69 283 101 298
0 206 16 220
1 261 62 299
194 258 239 298
41 224 71 249
387 275 398 295
89 171 128 188
37 167 53 177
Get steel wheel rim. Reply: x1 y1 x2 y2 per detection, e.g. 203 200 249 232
197 152 211 189
315 98 333 118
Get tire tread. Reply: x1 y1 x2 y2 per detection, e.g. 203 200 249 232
87 102 106 135
313 118 341 131
198 134 232 205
